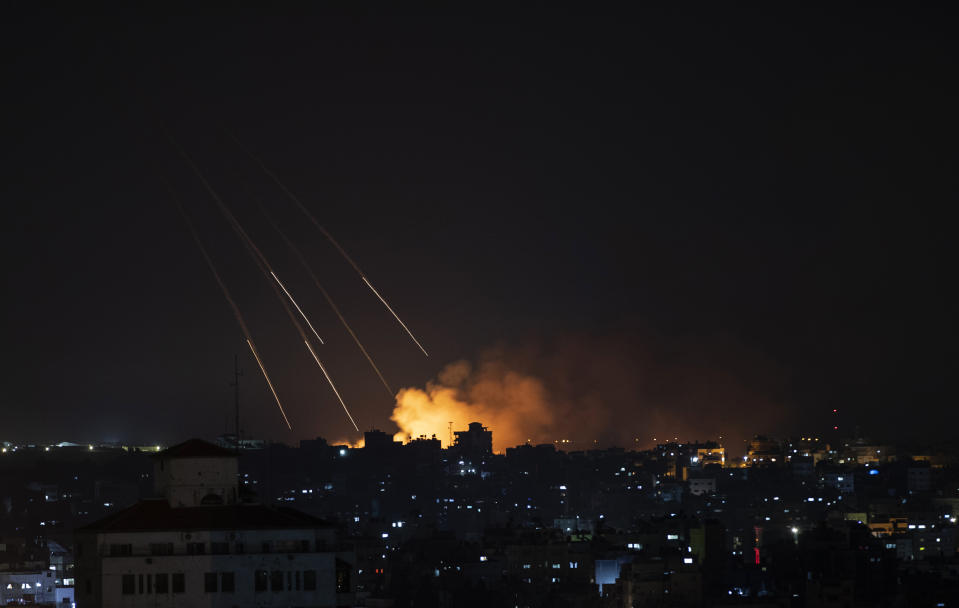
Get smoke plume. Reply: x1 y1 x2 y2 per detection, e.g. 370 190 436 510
389 331 793 455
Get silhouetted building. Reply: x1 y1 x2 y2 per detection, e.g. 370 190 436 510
454 422 492 460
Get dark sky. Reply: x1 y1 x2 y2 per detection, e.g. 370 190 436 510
2 7 956 446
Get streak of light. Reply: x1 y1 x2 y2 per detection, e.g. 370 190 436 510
260 205 394 397
164 128 327 349
166 130 354 426
362 276 429 357
225 128 428 357
304 340 359 432
247 339 292 431
167 183 293 431
271 271 325 345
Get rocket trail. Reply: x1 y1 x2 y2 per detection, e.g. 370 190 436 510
304 340 359 432
361 276 429 357
166 131 359 430
224 129 429 357
247 339 292 431
270 271 325 346
260 205 395 398
169 190 293 430
164 129 327 346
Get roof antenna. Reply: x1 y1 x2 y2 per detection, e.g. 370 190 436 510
230 354 244 454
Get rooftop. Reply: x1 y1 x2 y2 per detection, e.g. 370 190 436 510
78 499 332 533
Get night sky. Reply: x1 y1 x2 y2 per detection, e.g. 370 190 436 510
2 7 956 447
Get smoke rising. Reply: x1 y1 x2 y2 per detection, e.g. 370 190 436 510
389 331 793 455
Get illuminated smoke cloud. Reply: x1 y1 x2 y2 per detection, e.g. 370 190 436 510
391 360 555 452
389 331 792 455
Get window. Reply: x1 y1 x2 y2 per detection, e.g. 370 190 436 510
235 542 245 554
304 569 317 591
155 574 168 594
255 570 268 593
211 542 229 554
110 544 132 556
186 542 205 555
138 574 144 594
172 573 185 594
220 572 234 593
121 574 134 595
150 543 174 556
262 541 271 553
295 571 301 591
204 572 217 593
271 570 284 592
300 539 310 552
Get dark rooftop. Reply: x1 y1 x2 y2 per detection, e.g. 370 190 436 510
78 499 332 532
157 438 236 460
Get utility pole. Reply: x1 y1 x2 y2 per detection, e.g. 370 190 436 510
230 354 243 454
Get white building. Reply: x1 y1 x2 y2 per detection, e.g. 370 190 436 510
74 439 353 607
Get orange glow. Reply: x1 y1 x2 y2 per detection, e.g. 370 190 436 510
332 436 366 449
390 360 554 452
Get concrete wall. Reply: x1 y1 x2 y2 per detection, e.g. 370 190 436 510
76 527 343 608
154 457 239 507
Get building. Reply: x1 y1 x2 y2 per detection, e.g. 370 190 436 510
0 570 57 605
822 472 855 493
74 439 353 607
907 464 931 493
453 422 493 459
687 476 716 496
746 436 782 465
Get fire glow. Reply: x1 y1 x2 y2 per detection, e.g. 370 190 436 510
389 360 554 453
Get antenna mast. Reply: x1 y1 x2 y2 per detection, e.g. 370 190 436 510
231 354 244 453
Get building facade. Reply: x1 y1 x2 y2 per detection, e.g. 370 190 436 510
74 439 353 607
